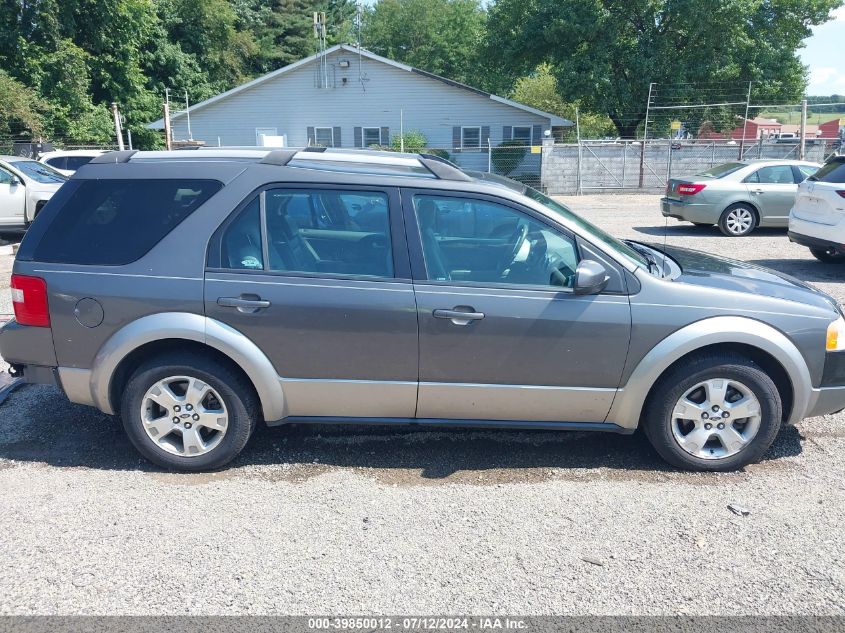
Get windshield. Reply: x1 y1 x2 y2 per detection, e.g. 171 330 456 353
522 187 649 269
10 160 67 184
695 163 745 179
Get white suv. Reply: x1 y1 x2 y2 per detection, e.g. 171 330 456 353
789 156 845 263
39 150 108 176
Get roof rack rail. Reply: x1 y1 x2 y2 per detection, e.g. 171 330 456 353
260 150 298 166
302 146 327 153
418 156 472 181
90 150 138 164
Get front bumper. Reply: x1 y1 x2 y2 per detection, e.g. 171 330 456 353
661 197 720 224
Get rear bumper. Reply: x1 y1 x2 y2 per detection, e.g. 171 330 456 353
661 197 720 224
787 229 845 254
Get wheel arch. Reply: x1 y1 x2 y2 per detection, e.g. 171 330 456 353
607 316 811 429
89 312 286 421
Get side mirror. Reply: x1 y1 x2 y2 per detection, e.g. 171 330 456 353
573 260 609 295
10 176 20 186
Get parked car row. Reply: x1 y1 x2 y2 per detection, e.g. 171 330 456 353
0 150 110 228
661 155 845 263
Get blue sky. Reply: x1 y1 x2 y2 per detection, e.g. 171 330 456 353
799 5 844 94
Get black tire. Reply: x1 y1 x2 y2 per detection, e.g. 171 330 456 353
120 352 258 471
810 247 845 264
642 353 782 471
718 204 758 236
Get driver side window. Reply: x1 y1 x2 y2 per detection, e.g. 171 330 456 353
413 194 579 288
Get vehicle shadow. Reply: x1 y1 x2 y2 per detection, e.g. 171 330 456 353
0 385 804 480
747 259 845 284
0 231 25 246
633 225 787 238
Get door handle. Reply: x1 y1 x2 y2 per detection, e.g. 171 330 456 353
433 307 485 325
217 296 271 313
752 189 764 194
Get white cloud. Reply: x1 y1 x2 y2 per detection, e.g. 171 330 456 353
833 5 845 21
808 66 845 94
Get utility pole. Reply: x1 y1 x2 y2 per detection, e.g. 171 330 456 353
799 98 808 160
163 99 173 150
111 102 125 151
576 106 582 195
739 81 753 160
639 82 654 189
184 90 193 140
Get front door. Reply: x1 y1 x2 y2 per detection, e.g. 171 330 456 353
205 185 418 420
744 164 799 225
0 166 26 224
403 190 632 423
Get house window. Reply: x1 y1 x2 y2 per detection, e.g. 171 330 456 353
314 127 334 147
511 126 532 143
461 126 481 149
363 127 382 147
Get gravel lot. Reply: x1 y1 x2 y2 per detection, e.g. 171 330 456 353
0 196 844 616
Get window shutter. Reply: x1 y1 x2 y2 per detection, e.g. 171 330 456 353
502 126 512 142
306 126 315 146
481 126 490 149
333 126 342 148
380 126 390 145
453 126 461 149
532 124 542 144
354 127 363 147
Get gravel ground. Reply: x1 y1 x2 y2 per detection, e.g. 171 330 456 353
0 197 844 616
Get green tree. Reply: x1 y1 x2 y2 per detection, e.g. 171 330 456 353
0 70 45 138
363 0 486 85
510 64 615 139
487 0 844 138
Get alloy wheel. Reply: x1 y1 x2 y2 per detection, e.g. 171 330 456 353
670 378 762 460
140 375 228 457
725 208 754 235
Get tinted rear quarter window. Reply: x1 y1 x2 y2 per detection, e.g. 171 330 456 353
696 163 745 179
30 179 222 265
812 160 845 183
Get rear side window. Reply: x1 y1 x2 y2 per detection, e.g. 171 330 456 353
32 179 222 265
696 163 744 179
65 156 95 170
810 160 845 183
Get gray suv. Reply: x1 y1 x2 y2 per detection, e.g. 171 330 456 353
2 148 845 472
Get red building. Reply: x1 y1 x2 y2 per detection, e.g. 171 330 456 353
731 117 782 140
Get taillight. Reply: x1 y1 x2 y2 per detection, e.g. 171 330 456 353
10 275 50 327
837 191 845 199
676 183 706 195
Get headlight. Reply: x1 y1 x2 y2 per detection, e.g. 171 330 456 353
827 316 845 351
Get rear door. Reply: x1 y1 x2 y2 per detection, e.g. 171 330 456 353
403 188 632 423
0 165 27 224
744 164 798 224
204 184 419 420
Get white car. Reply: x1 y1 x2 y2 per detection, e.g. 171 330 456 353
789 155 845 262
39 150 108 176
0 156 67 229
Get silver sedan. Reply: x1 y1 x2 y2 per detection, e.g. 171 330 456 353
661 159 820 236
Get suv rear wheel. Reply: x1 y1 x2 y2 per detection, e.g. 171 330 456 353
120 352 258 471
809 247 845 264
643 353 782 471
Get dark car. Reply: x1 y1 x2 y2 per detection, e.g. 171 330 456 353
2 148 844 472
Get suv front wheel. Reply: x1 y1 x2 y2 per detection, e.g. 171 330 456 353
121 352 258 471
643 353 782 471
